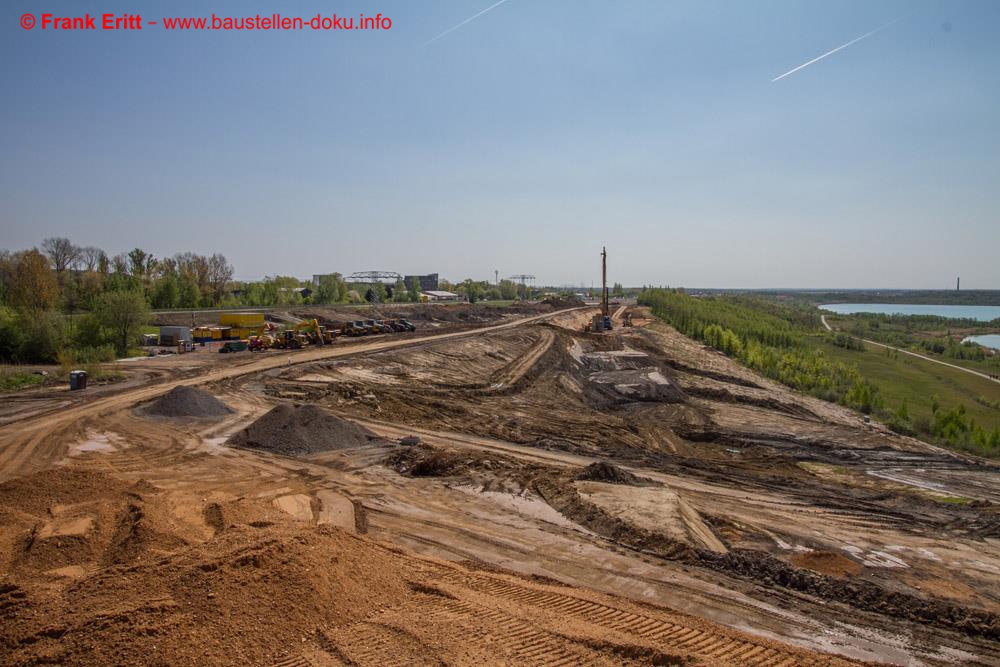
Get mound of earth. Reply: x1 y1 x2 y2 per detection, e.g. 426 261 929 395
0 468 188 576
1 522 417 666
542 295 585 309
228 404 380 456
143 386 233 418
576 462 640 485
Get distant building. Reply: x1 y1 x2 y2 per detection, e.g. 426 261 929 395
158 326 192 346
405 273 439 292
422 290 462 302
279 287 313 299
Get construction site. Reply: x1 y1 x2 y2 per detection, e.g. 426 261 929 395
0 250 998 667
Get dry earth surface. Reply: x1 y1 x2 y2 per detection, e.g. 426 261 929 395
1 302 998 666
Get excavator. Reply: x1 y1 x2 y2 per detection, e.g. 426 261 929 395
293 319 337 345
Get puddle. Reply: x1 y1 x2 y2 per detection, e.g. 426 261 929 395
68 431 124 456
452 485 582 530
841 545 908 568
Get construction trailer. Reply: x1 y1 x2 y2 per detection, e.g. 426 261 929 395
159 326 193 347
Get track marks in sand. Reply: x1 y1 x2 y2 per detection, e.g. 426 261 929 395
274 560 861 667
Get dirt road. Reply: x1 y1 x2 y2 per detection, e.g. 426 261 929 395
0 307 589 482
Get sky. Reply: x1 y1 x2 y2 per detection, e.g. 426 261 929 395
2 0 998 289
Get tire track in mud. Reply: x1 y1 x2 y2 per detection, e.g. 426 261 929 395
487 327 556 391
425 568 848 666
276 557 861 667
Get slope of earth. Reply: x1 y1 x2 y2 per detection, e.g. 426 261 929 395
0 467 853 667
250 307 1000 663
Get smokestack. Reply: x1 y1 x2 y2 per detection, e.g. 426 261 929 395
957 276 960 291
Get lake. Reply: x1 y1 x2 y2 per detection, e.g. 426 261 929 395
820 303 1000 321
963 334 1000 351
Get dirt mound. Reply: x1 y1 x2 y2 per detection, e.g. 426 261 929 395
228 404 380 456
0 469 186 575
143 386 233 418
791 550 863 578
576 462 640 485
541 295 585 309
1 524 416 666
0 468 131 516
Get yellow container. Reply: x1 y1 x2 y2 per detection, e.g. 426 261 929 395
220 312 265 327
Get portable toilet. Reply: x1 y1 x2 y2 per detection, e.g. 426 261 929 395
69 370 88 390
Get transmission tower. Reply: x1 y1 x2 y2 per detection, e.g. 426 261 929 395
508 274 536 300
347 271 403 303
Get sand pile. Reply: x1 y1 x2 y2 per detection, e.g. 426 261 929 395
143 386 233 418
1 522 416 666
228 404 379 456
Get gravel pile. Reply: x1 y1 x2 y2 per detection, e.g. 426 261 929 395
143 386 233 418
228 404 379 456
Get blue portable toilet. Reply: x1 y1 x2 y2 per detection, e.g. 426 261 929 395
69 370 88 390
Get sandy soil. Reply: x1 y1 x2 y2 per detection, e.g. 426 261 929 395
1 304 998 665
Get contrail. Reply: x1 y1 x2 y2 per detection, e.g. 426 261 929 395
425 0 512 45
771 20 896 82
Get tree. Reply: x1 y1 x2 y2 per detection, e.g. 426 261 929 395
41 237 80 277
79 246 105 272
407 276 421 303
392 277 407 303
498 279 518 300
151 274 180 309
179 274 201 308
94 289 149 356
314 274 346 304
365 282 387 303
10 250 59 313
458 279 483 304
207 253 234 304
127 248 151 279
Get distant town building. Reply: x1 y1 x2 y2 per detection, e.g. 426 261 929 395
405 273 439 292
422 290 461 302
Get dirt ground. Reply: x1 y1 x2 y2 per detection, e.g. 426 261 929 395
1 303 998 665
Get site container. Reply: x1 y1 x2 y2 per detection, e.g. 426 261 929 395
220 312 265 328
159 326 193 346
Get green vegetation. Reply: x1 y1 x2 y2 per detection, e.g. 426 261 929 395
640 288 1000 458
0 367 47 392
822 311 1000 377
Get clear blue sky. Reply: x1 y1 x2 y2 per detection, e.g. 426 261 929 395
2 0 998 288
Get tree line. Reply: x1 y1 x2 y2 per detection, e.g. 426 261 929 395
0 237 538 365
639 288 999 457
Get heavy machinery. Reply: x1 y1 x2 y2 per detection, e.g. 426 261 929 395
247 336 268 352
341 321 369 337
219 340 249 353
294 319 336 345
398 318 416 332
365 319 388 334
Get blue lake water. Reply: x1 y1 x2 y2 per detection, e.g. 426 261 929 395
820 303 1000 321
963 334 1000 351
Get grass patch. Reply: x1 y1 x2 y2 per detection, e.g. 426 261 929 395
0 368 48 392
803 335 1000 433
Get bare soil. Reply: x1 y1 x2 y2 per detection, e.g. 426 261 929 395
1 303 998 665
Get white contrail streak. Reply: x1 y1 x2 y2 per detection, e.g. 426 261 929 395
771 20 896 82
425 0 512 45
